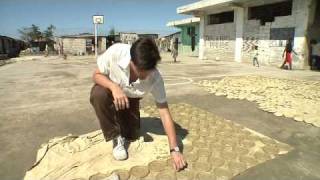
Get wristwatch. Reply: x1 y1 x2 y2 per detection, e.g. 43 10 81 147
170 146 180 153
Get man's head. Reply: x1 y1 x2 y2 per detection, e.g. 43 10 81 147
130 38 161 79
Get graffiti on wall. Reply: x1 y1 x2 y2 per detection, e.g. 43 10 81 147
242 37 259 52
205 35 231 49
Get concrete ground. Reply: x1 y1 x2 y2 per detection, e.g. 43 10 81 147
0 53 320 180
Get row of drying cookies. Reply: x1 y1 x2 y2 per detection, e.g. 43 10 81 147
197 76 320 127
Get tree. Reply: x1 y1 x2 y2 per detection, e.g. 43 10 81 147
18 28 30 42
18 24 42 42
109 27 116 36
43 24 56 41
30 24 42 41
18 24 55 43
18 24 56 52
44 24 56 51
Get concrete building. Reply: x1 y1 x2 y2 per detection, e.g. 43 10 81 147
138 33 159 40
158 32 181 52
164 32 181 42
177 0 320 69
59 34 106 55
167 17 200 57
119 32 139 45
119 32 159 45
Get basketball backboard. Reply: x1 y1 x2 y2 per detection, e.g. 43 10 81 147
93 15 104 24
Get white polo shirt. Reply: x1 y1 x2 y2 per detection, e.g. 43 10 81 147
97 43 167 104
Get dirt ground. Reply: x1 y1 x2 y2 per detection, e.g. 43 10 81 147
0 53 320 180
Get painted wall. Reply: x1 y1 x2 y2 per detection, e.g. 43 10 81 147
241 15 296 67
178 24 200 56
120 33 138 45
198 0 317 68
62 37 107 55
204 22 236 61
241 0 317 68
62 38 86 55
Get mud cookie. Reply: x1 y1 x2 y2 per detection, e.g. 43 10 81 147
262 145 279 154
148 160 167 172
193 161 212 172
155 170 176 180
113 169 130 180
239 156 258 168
213 168 232 180
197 148 212 157
196 172 216 180
185 151 199 162
210 157 225 168
228 161 247 175
176 170 195 180
254 151 271 162
89 172 111 180
130 166 150 178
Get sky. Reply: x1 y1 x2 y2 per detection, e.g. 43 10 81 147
0 0 197 39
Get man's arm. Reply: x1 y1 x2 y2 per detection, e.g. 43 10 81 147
156 102 186 171
156 102 178 148
93 68 115 90
92 68 129 110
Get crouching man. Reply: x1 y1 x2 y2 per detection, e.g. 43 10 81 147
90 38 186 171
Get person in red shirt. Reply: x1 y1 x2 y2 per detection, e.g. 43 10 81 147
280 38 298 70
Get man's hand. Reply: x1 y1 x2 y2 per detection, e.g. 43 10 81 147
171 152 186 171
111 84 129 111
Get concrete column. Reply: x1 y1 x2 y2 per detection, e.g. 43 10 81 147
293 0 313 69
234 7 244 63
199 14 206 60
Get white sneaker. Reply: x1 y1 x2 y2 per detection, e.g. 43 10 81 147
112 135 127 160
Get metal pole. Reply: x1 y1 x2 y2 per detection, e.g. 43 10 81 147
94 23 98 58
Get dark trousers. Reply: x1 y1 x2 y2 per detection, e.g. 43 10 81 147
253 57 259 67
90 84 141 142
311 55 320 70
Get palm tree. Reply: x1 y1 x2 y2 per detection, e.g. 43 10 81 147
43 24 56 51
43 24 56 41
18 24 42 42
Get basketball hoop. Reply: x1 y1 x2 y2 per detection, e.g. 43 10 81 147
93 15 104 24
92 15 104 58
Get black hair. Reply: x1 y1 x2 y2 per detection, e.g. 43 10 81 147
130 38 161 70
286 39 293 52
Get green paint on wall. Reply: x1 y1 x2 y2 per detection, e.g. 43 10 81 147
176 23 199 56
